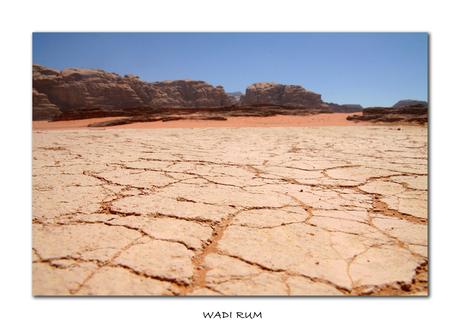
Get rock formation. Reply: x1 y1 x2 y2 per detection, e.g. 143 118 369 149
242 82 362 113
346 104 428 124
33 64 233 120
33 64 363 121
243 82 322 108
33 88 61 121
393 99 428 108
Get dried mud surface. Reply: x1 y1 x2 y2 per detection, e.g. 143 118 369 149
32 125 428 296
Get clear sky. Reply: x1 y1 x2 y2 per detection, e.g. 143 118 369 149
33 32 427 108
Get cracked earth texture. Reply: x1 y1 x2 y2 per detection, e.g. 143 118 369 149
32 125 428 296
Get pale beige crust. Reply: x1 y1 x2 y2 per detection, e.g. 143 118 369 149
32 119 428 296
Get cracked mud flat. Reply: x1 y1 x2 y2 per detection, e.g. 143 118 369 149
32 125 428 296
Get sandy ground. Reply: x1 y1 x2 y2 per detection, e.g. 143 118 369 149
32 124 428 296
33 113 368 130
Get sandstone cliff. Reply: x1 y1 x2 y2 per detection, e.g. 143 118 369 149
243 82 322 108
33 64 233 120
33 65 363 121
242 82 361 113
33 88 61 121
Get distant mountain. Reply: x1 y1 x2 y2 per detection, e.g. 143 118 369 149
340 104 363 112
226 91 244 104
343 104 363 109
393 99 428 108
227 92 243 98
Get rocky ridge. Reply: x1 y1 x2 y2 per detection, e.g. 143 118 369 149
33 65 362 121
393 99 428 108
33 64 233 120
346 104 428 124
242 82 362 113
244 82 322 108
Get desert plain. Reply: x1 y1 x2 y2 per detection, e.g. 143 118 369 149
32 114 428 296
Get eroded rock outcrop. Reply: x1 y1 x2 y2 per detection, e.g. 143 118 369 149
244 82 322 108
243 82 362 113
32 88 61 120
33 64 233 120
347 104 428 124
33 64 364 121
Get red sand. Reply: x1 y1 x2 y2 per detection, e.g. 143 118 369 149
32 113 368 131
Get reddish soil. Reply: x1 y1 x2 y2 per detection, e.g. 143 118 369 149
33 113 369 131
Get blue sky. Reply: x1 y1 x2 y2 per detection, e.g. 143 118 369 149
33 32 427 108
